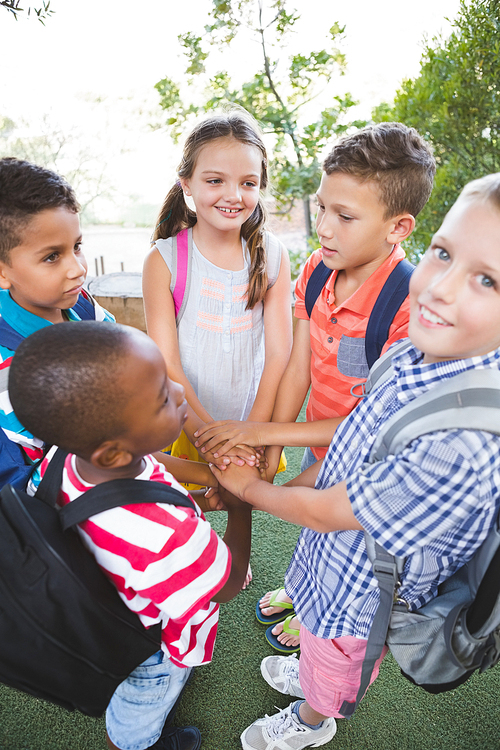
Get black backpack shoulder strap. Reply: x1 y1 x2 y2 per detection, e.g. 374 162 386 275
304 260 333 318
365 258 414 370
0 317 25 352
34 448 68 506
59 478 195 530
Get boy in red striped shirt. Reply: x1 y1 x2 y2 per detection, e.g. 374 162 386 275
9 321 251 750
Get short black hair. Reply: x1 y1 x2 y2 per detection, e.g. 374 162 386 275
323 122 436 219
9 322 132 459
0 157 80 263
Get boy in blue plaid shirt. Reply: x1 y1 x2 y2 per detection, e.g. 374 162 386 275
211 173 500 750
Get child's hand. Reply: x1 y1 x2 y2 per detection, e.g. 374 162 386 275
191 486 225 512
216 484 248 511
202 443 259 469
209 461 261 504
194 420 266 457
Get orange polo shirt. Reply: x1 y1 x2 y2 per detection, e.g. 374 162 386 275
294 245 410 459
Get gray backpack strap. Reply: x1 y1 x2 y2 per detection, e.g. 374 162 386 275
264 232 283 289
340 536 404 718
370 368 500 462
351 338 410 400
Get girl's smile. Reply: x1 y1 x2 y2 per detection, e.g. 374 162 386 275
181 137 262 238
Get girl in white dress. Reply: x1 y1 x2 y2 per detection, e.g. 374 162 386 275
143 111 292 564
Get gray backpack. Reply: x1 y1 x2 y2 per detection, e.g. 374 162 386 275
340 339 500 718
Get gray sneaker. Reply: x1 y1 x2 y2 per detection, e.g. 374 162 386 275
260 653 305 698
240 701 337 750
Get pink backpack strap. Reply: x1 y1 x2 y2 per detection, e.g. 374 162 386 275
172 228 192 321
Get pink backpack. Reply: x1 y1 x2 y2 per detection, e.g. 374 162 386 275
171 227 192 323
170 227 279 323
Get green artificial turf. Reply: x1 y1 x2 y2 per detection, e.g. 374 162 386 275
1 441 500 749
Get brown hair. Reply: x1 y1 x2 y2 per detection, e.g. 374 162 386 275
323 122 436 219
152 110 269 309
0 157 79 263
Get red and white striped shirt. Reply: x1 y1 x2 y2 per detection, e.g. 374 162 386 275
40 449 231 668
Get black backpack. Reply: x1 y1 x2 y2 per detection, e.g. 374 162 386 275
304 257 414 369
0 447 195 717
339 340 500 717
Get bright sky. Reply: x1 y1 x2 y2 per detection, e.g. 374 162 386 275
0 0 461 215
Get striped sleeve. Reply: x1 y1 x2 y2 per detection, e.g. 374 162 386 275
55 452 231 667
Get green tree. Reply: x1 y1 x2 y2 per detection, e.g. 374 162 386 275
0 113 115 217
1 0 53 23
154 0 364 242
373 0 500 260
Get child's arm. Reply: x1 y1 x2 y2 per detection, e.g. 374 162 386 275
194 317 311 460
143 248 215 425
210 461 361 533
143 248 258 467
195 318 343 468
194 414 344 456
152 451 217 487
245 245 293 422
210 487 252 602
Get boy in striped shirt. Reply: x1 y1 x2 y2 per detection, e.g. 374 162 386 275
9 322 251 750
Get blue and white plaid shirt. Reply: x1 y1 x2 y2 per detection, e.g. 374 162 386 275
285 341 500 640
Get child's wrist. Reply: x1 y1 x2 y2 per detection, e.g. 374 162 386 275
240 477 262 505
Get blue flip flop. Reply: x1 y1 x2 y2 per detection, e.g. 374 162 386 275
255 587 295 625
265 615 300 654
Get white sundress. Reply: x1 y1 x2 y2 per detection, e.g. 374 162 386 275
154 231 283 421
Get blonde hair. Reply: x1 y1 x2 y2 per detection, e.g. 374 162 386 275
459 173 500 212
153 110 269 309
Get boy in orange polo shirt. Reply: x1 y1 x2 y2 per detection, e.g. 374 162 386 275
194 122 436 649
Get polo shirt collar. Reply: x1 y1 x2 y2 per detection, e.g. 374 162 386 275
324 245 405 314
0 289 52 339
392 342 500 405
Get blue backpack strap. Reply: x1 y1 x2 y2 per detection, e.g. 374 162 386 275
364 258 414 370
304 260 333 318
0 317 25 352
0 427 40 490
71 290 97 321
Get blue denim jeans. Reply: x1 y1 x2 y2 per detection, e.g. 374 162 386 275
106 650 192 750
300 446 318 473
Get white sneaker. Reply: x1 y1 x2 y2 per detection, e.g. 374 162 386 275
260 653 305 698
240 701 337 750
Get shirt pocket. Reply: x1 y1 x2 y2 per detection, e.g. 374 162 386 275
336 335 369 379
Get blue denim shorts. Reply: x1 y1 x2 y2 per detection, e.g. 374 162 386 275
106 650 192 750
300 446 318 472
